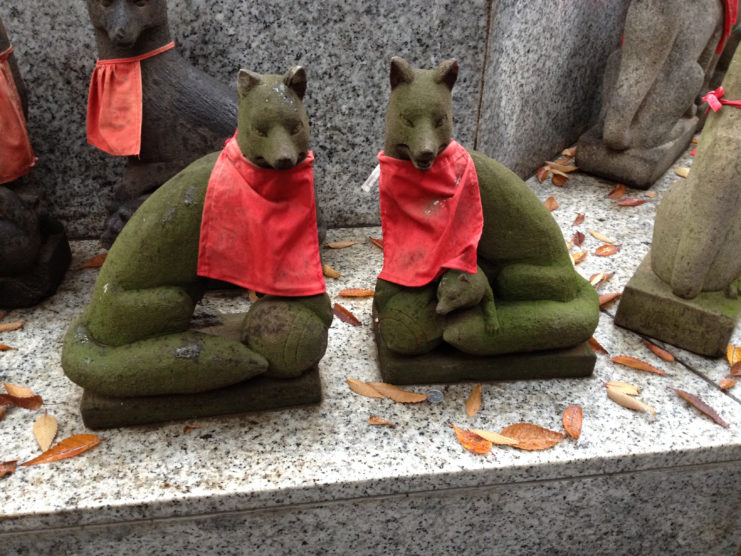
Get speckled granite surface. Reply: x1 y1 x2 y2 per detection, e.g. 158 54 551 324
0 143 740 554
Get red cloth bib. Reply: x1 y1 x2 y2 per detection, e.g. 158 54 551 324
0 46 36 184
87 41 175 156
197 136 326 297
718 0 739 53
378 140 483 287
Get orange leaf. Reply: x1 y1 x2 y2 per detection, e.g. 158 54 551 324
719 378 736 391
327 241 359 249
731 361 741 377
333 303 362 326
642 340 675 362
562 147 577 157
546 161 579 173
607 184 626 199
645 192 657 198
611 355 667 375
562 405 583 439
572 213 585 226
726 345 741 366
466 384 482 418
589 272 614 287
617 197 646 207
367 382 427 403
21 434 103 466
572 251 588 265
346 378 385 399
499 423 565 451
248 290 259 303
323 264 341 279
369 237 384 250
0 460 18 478
544 197 559 211
183 425 201 434
572 231 585 247
595 244 621 257
33 414 58 452
588 337 609 355
0 394 43 410
451 424 492 454
338 288 375 298
670 388 729 428
0 406 5 421
4 382 34 398
552 173 568 187
0 321 23 333
468 429 519 446
77 253 107 270
599 292 621 307
536 166 550 182
368 415 396 427
0 344 16 351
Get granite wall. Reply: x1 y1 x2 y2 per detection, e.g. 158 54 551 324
1 0 629 238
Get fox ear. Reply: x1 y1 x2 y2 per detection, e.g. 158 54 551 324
390 56 415 89
284 66 307 100
238 69 262 98
433 59 458 91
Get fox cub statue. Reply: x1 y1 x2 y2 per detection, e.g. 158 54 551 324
62 66 332 398
374 57 599 357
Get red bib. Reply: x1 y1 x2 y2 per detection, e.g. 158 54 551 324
378 140 483 287
197 136 325 297
86 41 175 156
718 0 739 53
0 46 36 184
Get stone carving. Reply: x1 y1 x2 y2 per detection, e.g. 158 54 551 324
576 0 728 189
0 17 71 308
63 66 331 428
615 47 741 356
372 57 599 384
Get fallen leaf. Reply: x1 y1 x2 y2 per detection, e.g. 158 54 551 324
0 406 5 421
544 197 559 211
327 241 359 249
618 198 646 207
469 429 519 446
605 381 640 396
573 213 585 226
670 388 729 428
572 251 588 265
546 161 579 173
642 340 675 362
589 230 615 244
346 378 384 399
333 303 362 326
691 138 699 144
4 383 34 398
719 378 736 391
588 337 609 355
731 361 741 377
589 272 614 288
248 290 259 303
0 344 16 351
552 174 568 187
323 264 341 279
645 192 657 198
77 253 107 270
33 414 58 452
562 147 577 157
0 311 7 321
599 292 622 306
607 386 656 416
675 167 690 178
0 394 43 410
611 355 667 375
566 240 573 251
0 460 17 478
726 345 741 366
595 244 621 257
21 434 103 466
338 288 375 298
368 415 395 427
0 321 24 333
451 424 492 454
367 382 427 403
466 384 482 418
499 423 565 451
607 184 626 199
562 405 583 439
369 237 384 250
183 425 201 434
572 231 585 247
536 166 550 182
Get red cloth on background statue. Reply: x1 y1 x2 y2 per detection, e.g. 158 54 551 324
718 0 739 53
0 46 36 184
197 135 326 297
377 139 484 287
87 41 175 156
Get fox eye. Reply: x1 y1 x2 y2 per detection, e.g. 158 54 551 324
290 121 303 135
99 0 113 6
133 0 148 6
253 126 268 138
401 115 414 128
435 115 447 128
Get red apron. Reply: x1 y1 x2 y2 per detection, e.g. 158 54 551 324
197 136 326 297
378 140 484 287
718 0 739 53
0 46 36 184
87 42 175 156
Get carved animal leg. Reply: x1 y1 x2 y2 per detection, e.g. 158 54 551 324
493 262 578 302
481 287 500 335
375 283 444 356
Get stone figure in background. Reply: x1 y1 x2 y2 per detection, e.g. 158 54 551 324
86 0 237 247
576 0 737 189
615 47 741 357
372 57 599 384
0 17 71 308
710 2 741 88
63 66 332 428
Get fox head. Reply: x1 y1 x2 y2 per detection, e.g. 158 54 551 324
87 0 168 50
384 57 459 171
236 67 310 170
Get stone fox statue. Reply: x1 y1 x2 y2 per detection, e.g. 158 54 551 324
86 0 238 247
62 66 332 398
374 57 599 357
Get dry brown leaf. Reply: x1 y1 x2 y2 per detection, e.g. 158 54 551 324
451 424 492 454
605 381 640 396
367 382 427 403
0 344 16 351
346 378 384 399
611 355 667 376
368 237 384 250
338 288 375 298
499 423 565 451
33 414 58 452
0 394 43 410
691 138 699 144
0 460 17 478
4 383 34 398
368 415 396 427
607 386 656 417
589 230 615 244
468 429 519 446
536 166 550 182
552 174 568 187
607 184 626 199
248 290 259 303
572 213 585 226
333 303 362 326
599 292 621 306
726 345 741 366
618 197 646 207
572 231 585 247
572 251 588 265
323 264 341 279
719 378 736 391
670 388 729 428
562 147 577 157
0 311 7 322
21 434 103 466
588 337 609 355
0 321 24 333
562 405 583 439
77 253 107 270
589 272 614 287
183 425 201 434
327 241 359 249
595 244 621 257
642 340 675 362
0 406 6 421
731 361 741 377
546 161 579 173
466 384 482 418
565 240 574 251
544 197 559 211
675 167 690 178
645 192 657 198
